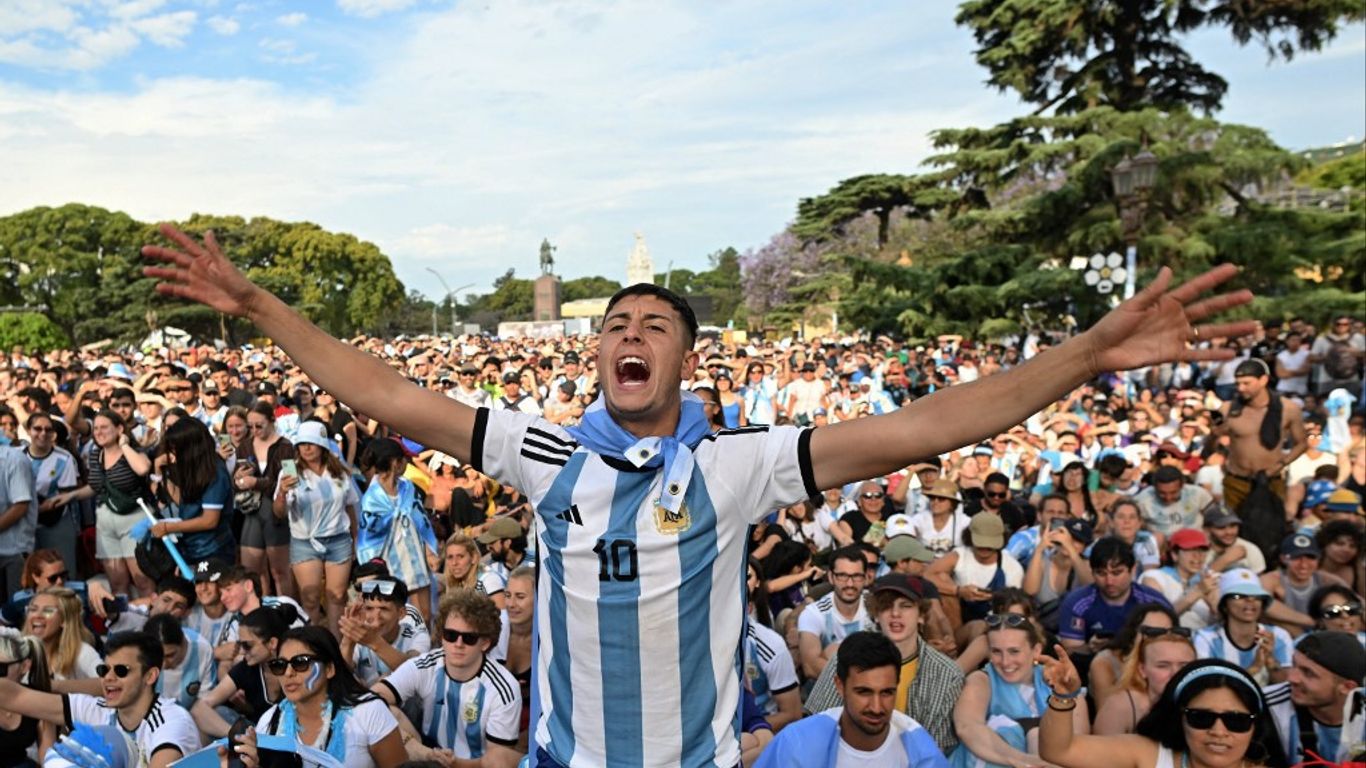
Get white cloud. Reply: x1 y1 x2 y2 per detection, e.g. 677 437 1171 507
336 0 418 19
258 36 315 64
130 10 197 47
206 15 239 35
276 12 307 27
0 0 81 37
105 1 170 21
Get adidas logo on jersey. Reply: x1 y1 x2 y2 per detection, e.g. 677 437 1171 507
555 505 583 525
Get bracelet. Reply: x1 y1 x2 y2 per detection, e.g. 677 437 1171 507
1051 688 1081 700
1048 695 1078 711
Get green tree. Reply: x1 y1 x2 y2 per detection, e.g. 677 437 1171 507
465 269 534 328
0 312 71 353
562 276 622 302
956 0 1363 115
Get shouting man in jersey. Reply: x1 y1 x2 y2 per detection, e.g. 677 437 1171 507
145 226 1254 768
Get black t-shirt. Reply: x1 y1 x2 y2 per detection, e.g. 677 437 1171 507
839 508 890 545
963 498 1028 535
227 661 277 722
447 488 486 531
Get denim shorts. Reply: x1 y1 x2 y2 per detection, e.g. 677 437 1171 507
289 531 354 565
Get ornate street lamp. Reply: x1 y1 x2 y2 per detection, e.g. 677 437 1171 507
1110 148 1159 299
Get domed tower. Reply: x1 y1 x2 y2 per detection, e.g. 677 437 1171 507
625 232 654 286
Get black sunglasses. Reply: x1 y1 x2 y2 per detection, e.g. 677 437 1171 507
985 491 1009 499
43 570 68 583
984 613 1029 629
1183 708 1255 733
441 629 483 646
1139 625 1193 639
96 664 139 678
1322 603 1363 618
266 654 322 675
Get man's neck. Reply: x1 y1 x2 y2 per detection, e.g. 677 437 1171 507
242 595 261 614
834 594 861 620
444 653 484 683
201 602 226 618
1100 587 1132 606
896 634 919 661
1226 617 1258 645
116 691 155 731
1305 698 1346 726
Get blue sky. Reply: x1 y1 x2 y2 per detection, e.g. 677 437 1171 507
2 1 1363 301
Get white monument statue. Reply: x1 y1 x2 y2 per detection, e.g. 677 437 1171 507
626 232 654 286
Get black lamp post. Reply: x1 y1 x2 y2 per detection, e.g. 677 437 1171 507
1110 148 1159 299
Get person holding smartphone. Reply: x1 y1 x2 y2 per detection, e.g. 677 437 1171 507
151 418 236 563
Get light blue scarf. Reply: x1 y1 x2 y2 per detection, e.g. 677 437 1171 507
277 698 351 764
566 390 711 513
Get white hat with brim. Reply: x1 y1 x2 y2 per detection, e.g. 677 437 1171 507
292 420 331 450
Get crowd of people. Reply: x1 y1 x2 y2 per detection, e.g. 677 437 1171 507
0 234 1358 768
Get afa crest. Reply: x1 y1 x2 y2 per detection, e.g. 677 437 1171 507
462 698 481 723
653 500 691 535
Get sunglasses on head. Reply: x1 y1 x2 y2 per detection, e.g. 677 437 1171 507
441 629 483 646
96 663 138 679
266 654 321 675
1183 708 1255 733
1322 603 1363 618
1138 625 1192 639
984 613 1029 629
360 580 399 596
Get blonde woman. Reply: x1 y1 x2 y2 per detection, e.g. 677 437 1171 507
442 533 504 607
22 588 99 680
0 628 55 762
1092 627 1197 735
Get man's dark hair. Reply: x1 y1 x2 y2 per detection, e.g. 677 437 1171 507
985 472 1010 487
1097 454 1129 479
219 565 262 596
18 386 52 412
143 613 185 648
106 631 165 671
110 387 136 403
1088 536 1137 571
1152 465 1184 485
604 284 699 348
835 631 900 681
829 545 866 571
156 576 196 609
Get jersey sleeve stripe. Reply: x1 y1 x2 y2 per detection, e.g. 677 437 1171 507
470 408 489 473
523 437 575 458
519 448 568 467
486 732 518 748
525 427 576 449
797 428 818 499
378 679 403 708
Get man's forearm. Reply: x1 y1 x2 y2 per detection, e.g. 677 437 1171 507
0 501 28 532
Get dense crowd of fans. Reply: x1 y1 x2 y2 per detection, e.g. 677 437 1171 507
0 308 1360 768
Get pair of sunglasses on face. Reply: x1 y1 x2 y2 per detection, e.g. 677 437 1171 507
96 663 141 679
1321 603 1362 619
1138 625 1193 639
266 654 322 676
1184 708 1256 733
441 629 483 646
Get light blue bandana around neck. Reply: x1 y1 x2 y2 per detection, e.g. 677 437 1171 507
566 390 711 514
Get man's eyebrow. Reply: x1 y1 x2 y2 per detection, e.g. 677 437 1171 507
604 311 674 325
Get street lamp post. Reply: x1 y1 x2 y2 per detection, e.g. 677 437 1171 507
424 268 475 335
1110 148 1158 299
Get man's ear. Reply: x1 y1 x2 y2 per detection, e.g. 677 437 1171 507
680 348 701 383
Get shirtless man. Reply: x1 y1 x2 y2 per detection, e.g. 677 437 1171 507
1214 358 1307 513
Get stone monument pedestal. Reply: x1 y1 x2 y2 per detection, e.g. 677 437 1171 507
534 274 562 322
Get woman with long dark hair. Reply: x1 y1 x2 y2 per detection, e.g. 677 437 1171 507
254 625 405 768
1039 656 1287 768
150 417 236 562
192 605 289 738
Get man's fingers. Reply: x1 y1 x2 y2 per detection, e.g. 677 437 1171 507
1184 290 1254 323
141 245 194 269
1128 266 1172 310
1165 263 1240 305
157 223 206 257
1193 321 1259 341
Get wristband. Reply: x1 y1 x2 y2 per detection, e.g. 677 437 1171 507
1047 695 1077 711
1050 688 1081 700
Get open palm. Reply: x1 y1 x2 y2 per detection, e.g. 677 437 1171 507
142 224 261 318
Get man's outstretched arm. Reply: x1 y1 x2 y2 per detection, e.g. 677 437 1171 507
809 265 1255 492
143 225 478 464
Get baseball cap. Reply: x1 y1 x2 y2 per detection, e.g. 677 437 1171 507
1323 488 1362 514
194 559 229 583
502 371 521 384
478 517 524 544
1304 480 1336 509
1063 518 1094 545
267 362 285 374
1157 442 1189 460
1202 506 1240 528
800 362 817 372
1295 631 1366 683
883 536 935 565
1280 532 1320 559
255 381 278 396
884 514 915 539
871 573 933 601
968 514 1005 550
459 363 480 374
1169 528 1211 550
1218 568 1270 601
563 351 581 364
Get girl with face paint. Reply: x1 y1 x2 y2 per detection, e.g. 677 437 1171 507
255 627 407 768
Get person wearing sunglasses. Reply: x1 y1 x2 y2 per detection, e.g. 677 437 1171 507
237 402 296 605
1302 584 1365 643
0 627 56 764
907 479 971 557
25 412 80 574
951 610 1090 768
1087 605 1185 710
191 605 289 739
340 577 429 687
23 588 100 681
1283 630 1365 764
1038 655 1286 768
1194 569 1292 687
370 589 522 767
1093 625 1197 736
0 632 201 768
830 481 893 550
255 626 405 768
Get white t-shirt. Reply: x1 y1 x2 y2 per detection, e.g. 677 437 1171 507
797 592 874 649
833 709 917 768
351 620 432 686
378 651 521 758
278 469 360 541
58 643 103 681
907 510 971 555
950 545 1023 590
1286 451 1338 487
256 698 398 768
64 694 202 767
1139 567 1215 630
1276 347 1311 395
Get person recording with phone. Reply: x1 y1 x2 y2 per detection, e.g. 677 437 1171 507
148 418 236 563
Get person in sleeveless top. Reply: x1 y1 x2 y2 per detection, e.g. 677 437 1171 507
0 629 53 766
1093 627 1197 735
1039 656 1288 768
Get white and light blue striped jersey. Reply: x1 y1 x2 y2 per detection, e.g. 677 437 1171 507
28 446 77 500
186 605 234 649
473 408 815 768
158 627 218 709
352 620 432 686
378 650 521 759
1193 623 1293 686
64 694 202 767
796 592 874 649
475 567 506 598
278 468 360 541
744 621 799 717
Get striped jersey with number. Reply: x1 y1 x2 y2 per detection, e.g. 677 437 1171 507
472 408 816 768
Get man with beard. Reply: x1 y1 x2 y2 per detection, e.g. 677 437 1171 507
478 516 530 587
798 546 876 679
1057 537 1171 653
756 631 948 767
0 632 201 768
1284 631 1365 763
963 472 1026 534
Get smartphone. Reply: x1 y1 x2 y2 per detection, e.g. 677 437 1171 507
217 433 233 450
1048 519 1066 531
226 717 250 768
279 459 298 480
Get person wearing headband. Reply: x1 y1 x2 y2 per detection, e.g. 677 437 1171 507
1038 655 1288 768
1212 357 1307 514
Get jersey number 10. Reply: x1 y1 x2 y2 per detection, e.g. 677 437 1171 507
594 538 639 582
